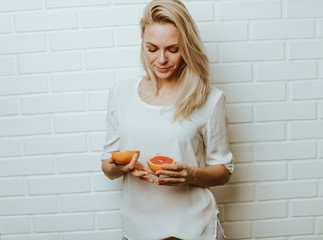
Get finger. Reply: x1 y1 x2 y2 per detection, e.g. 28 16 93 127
130 169 149 178
140 176 154 183
107 157 114 164
155 170 179 177
156 177 185 185
156 177 186 185
162 163 185 171
126 153 139 171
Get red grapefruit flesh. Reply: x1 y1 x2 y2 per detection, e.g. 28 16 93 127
147 155 175 172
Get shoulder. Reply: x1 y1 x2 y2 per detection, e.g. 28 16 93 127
205 85 225 107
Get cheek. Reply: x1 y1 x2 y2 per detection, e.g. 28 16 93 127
144 50 156 63
173 55 183 66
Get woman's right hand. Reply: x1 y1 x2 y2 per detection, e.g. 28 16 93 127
102 153 155 183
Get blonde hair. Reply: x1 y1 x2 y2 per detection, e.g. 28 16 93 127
140 0 210 121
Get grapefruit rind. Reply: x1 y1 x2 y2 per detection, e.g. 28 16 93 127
147 155 175 172
112 150 140 164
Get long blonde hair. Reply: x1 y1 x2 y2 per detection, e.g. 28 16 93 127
140 0 210 121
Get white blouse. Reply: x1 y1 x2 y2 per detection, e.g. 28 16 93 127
101 78 233 240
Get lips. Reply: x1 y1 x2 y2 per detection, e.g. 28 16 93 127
156 66 172 73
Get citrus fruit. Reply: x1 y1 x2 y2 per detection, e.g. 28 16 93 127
112 150 140 164
147 154 176 172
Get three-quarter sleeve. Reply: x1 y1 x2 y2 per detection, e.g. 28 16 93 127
203 93 234 173
100 85 120 161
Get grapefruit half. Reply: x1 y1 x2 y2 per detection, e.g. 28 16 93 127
112 150 140 164
147 154 175 172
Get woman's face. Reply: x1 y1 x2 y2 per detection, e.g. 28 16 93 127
142 23 183 82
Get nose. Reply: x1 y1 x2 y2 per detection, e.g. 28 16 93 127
157 51 168 64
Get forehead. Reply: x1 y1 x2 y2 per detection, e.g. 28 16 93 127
143 23 179 45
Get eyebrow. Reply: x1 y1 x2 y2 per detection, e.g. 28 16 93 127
145 42 178 48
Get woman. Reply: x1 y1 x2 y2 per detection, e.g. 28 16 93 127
101 0 233 239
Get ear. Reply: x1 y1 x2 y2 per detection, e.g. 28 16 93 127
141 33 144 39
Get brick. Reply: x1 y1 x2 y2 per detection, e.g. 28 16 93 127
230 163 287 183
0 116 51 137
257 180 317 200
0 15 11 33
0 178 25 196
0 0 41 11
0 217 30 234
18 52 81 74
320 20 323 38
2 235 60 240
0 75 48 96
205 44 218 63
46 0 109 8
226 201 286 221
0 196 57 215
89 132 105 151
291 80 323 100
254 141 316 161
226 104 253 123
62 230 122 240
319 218 323 234
321 141 323 158
94 174 123 191
292 199 323 216
81 6 143 28
291 160 323 179
287 0 323 18
15 11 77 32
28 175 90 195
229 144 253 163
57 153 101 173
24 135 87 155
222 42 284 62
290 121 323 139
0 157 55 177
51 71 115 92
54 112 106 133
116 27 141 46
256 61 317 81
218 0 281 20
0 57 14 76
212 184 255 203
256 102 317 121
33 214 94 232
0 97 18 115
88 92 109 111
21 93 85 114
0 34 46 54
219 83 286 103
61 192 122 212
210 64 252 83
253 218 313 237
229 123 285 143
50 29 114 50
198 23 248 42
222 222 251 239
186 2 214 22
252 20 315 40
85 48 140 69
97 211 122 229
290 41 323 59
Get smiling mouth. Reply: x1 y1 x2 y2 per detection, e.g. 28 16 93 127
156 66 171 72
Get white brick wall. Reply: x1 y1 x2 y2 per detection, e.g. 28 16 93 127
0 0 322 239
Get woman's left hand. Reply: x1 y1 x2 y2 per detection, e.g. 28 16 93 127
155 163 195 186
